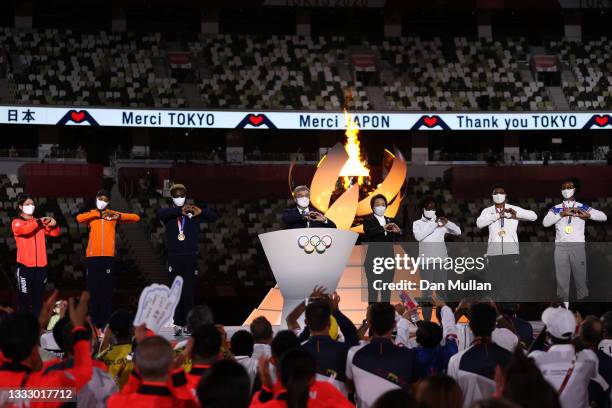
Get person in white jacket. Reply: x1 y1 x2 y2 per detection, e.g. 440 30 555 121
542 179 607 300
476 185 537 301
413 197 461 313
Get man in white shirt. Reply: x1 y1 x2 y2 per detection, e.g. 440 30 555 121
542 179 607 300
530 306 597 408
413 197 461 312
476 185 537 301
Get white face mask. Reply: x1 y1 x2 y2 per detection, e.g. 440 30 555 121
561 188 575 200
172 197 186 207
96 199 109 210
373 206 386 216
423 209 436 219
22 204 35 215
492 193 506 204
296 197 310 208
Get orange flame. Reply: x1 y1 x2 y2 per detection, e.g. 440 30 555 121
339 111 370 189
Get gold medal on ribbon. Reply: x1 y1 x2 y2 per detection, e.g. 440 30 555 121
565 225 573 234
498 229 506 237
178 233 186 241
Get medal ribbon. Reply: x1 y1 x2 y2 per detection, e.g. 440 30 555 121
562 201 575 225
497 206 505 228
177 216 186 236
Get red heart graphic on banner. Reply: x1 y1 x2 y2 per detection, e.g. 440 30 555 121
423 116 438 127
595 115 609 126
248 114 264 126
70 111 86 123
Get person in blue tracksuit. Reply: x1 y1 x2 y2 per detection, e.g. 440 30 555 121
158 183 216 335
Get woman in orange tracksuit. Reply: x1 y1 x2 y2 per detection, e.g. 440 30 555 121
11 195 61 316
76 189 140 329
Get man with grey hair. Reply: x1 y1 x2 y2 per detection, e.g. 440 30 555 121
282 185 336 229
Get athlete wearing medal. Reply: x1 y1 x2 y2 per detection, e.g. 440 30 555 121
476 185 537 300
158 183 217 336
543 179 607 300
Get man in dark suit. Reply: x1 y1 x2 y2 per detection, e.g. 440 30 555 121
363 194 402 303
282 185 336 229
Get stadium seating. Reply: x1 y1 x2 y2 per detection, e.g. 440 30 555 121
548 37 612 110
1 28 185 107
374 37 553 111
191 34 370 110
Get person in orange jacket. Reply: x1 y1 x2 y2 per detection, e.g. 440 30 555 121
11 194 61 316
76 189 140 329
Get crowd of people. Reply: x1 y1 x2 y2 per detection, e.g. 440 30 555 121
1 284 612 408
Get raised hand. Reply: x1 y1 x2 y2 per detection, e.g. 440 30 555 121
575 208 591 220
68 291 90 328
39 290 59 330
309 285 327 300
504 208 517 219
437 217 448 226
257 356 274 390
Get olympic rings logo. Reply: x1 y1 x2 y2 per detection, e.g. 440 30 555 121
297 235 332 254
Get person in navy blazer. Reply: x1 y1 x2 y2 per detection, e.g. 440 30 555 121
363 194 402 303
282 185 336 229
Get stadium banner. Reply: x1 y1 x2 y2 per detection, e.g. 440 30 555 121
1 105 611 131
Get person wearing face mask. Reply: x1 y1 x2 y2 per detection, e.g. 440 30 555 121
158 183 217 336
543 179 607 301
281 185 336 229
413 197 461 310
11 194 61 316
363 194 402 303
476 185 537 301
76 189 141 329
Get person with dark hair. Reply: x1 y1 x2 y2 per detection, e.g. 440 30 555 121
476 185 537 300
498 303 533 348
231 329 258 388
415 373 462 408
107 335 198 408
0 291 94 402
196 360 251 408
469 398 520 408
412 196 461 313
281 185 336 229
187 323 222 389
299 293 359 394
251 316 274 361
346 303 420 407
543 179 607 301
251 330 301 402
447 302 512 407
500 348 561 408
529 306 597 408
158 183 217 336
373 389 417 408
46 319 118 407
76 189 140 329
363 193 403 302
186 304 215 332
11 194 61 316
414 299 459 376
251 349 353 408
577 315 612 408
600 311 612 357
97 309 135 388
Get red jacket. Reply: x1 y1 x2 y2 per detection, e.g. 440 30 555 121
112 368 198 408
12 217 61 267
0 326 93 408
250 381 354 408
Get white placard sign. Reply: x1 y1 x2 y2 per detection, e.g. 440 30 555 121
133 276 183 333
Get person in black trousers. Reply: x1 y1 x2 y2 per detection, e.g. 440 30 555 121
363 194 402 303
282 185 336 229
158 183 217 336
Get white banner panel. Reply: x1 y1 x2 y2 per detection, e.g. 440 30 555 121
1 105 611 131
